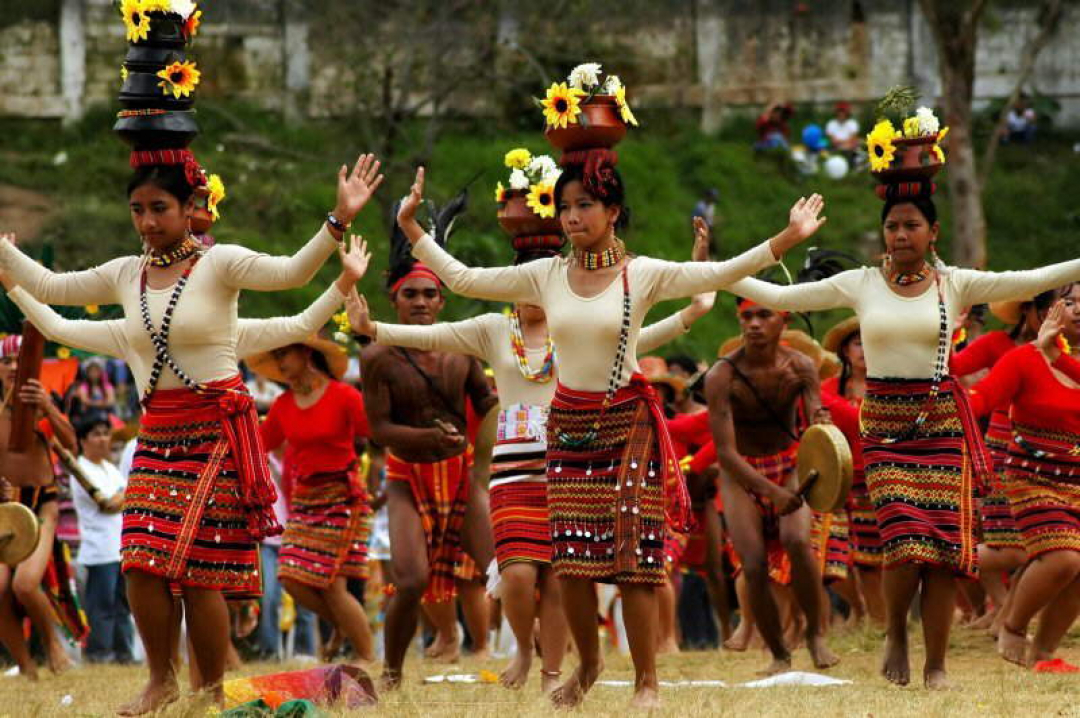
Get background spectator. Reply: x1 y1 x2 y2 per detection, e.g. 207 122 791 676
1005 98 1037 144
754 101 793 150
67 358 117 423
825 101 860 154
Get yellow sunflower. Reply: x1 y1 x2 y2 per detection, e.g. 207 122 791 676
541 82 585 129
141 0 170 12
185 9 202 38
157 60 201 99
937 126 950 143
931 144 945 164
494 181 510 204
504 148 531 169
57 347 71 360
526 182 556 218
121 66 129 83
866 119 899 172
121 0 151 43
206 173 225 220
615 85 639 127
902 116 921 139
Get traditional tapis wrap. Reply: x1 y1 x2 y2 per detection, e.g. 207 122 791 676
280 470 371 589
722 447 798 585
1003 421 1080 558
860 376 991 578
122 376 279 595
546 376 691 585
490 404 551 569
385 451 471 603
846 478 884 568
810 509 851 583
980 410 1024 549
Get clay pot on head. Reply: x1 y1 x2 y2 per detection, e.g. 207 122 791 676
497 190 563 238
189 185 214 234
874 135 943 184
545 95 627 152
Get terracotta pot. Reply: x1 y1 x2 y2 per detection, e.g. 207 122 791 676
190 185 213 233
497 191 562 237
874 135 943 183
545 95 627 152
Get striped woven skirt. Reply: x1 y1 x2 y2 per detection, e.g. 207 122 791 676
280 470 371 589
386 451 470 603
810 509 851 583
980 410 1024 549
122 384 263 596
489 404 551 569
1003 422 1080 559
860 377 989 579
847 477 884 568
546 384 676 586
722 448 798 585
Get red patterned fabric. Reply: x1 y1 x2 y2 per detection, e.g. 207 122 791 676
129 148 205 188
280 470 371 588
389 263 442 296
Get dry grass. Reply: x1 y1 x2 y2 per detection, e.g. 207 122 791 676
2 623 1079 717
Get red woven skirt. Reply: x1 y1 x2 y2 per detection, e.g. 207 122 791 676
122 381 266 596
810 509 851 584
1004 422 1080 559
280 470 371 589
980 410 1024 549
490 432 550 569
386 452 470 603
847 477 884 568
722 447 798 585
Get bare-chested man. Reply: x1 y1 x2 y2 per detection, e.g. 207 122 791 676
360 262 498 688
705 299 838 674
0 334 78 679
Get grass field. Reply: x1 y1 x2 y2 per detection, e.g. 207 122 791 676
2 622 1078 717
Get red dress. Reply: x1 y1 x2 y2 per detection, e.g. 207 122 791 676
261 380 372 588
950 330 1024 549
970 345 1080 558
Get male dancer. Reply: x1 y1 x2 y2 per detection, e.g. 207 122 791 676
0 334 78 679
361 258 498 688
705 299 838 674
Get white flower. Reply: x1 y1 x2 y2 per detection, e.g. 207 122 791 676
527 155 558 182
915 106 940 136
333 331 349 344
602 74 623 94
568 62 602 90
509 168 530 190
542 167 563 185
173 0 199 18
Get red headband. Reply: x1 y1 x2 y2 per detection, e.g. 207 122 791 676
737 298 789 318
390 263 442 296
130 149 206 190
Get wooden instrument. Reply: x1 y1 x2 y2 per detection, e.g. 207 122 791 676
50 437 119 513
796 423 854 513
8 321 45 453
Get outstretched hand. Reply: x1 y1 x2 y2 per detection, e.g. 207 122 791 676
1036 300 1066 360
771 194 827 257
685 217 716 320
345 288 376 338
339 234 371 283
334 154 384 225
0 232 16 247
396 167 426 243
692 216 711 261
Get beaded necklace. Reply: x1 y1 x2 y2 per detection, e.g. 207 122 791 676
508 310 555 383
138 254 203 406
147 236 200 268
556 267 631 447
573 243 624 271
889 262 931 287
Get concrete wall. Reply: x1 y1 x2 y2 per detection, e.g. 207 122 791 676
2 0 1078 127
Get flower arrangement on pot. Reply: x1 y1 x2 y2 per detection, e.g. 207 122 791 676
495 148 564 245
865 87 949 193
539 63 639 153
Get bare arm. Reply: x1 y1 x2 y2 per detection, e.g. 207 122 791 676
360 347 454 453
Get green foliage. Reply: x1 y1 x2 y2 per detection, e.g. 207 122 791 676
0 102 1077 362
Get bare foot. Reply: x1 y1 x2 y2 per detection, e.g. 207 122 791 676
321 629 343 663
541 669 562 695
46 646 73 675
967 609 996 631
116 677 180 716
426 629 460 663
657 637 681 655
550 660 603 709
881 633 910 686
469 646 491 661
499 650 531 690
378 670 403 693
757 656 792 676
997 624 1030 667
723 625 751 652
629 685 661 710
18 663 39 682
924 667 952 691
808 634 839 669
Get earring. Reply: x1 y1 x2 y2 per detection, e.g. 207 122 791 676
882 252 892 270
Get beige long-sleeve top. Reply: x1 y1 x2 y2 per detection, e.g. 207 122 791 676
374 310 691 408
729 260 1080 378
0 227 339 391
7 283 346 394
412 235 777 391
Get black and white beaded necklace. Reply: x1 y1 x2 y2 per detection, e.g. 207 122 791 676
138 255 202 406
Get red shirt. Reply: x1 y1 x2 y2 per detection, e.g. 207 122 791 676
820 376 864 479
970 344 1080 434
949 330 1015 377
261 380 370 480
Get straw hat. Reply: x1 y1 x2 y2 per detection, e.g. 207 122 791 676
718 330 827 369
649 374 687 396
245 336 349 384
638 355 669 380
822 316 860 354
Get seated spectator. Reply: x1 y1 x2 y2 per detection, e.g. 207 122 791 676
72 412 133 664
754 102 793 151
825 101 860 153
1005 98 1037 144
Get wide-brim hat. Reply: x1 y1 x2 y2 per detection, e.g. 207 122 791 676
649 374 687 396
245 336 349 383
822 316 860 354
989 300 1025 326
718 330 826 369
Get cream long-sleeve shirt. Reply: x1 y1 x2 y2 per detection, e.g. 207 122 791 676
412 235 777 391
374 310 691 408
729 260 1080 378
0 228 339 391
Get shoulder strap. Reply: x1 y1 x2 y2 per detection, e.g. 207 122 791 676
718 355 801 442
393 347 466 424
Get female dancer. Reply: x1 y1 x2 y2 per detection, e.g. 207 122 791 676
819 316 884 625
391 164 825 708
248 324 375 666
728 190 1080 689
348 238 715 692
70 357 118 420
0 153 382 714
968 290 1080 666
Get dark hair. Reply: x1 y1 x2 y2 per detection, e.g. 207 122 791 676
513 248 562 266
303 345 334 379
127 164 195 204
665 354 699 376
75 411 112 444
553 162 631 230
881 195 937 226
836 329 861 398
1009 289 1057 340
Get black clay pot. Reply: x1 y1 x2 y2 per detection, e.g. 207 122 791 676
114 111 199 150
134 14 188 49
123 45 187 73
119 72 195 110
